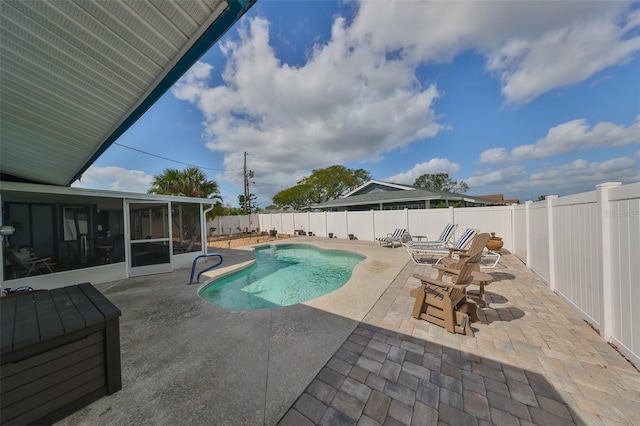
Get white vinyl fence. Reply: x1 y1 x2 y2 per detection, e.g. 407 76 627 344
213 182 640 365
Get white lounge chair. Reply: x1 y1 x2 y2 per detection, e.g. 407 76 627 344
376 228 407 248
403 223 458 248
406 228 477 264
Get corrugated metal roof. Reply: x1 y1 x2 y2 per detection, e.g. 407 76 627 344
0 0 254 186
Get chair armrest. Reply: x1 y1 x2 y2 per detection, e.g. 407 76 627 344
433 265 462 275
413 273 468 290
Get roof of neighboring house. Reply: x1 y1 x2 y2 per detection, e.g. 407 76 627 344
0 0 255 187
312 180 499 209
474 194 520 204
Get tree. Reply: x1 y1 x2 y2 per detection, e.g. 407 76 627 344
414 173 469 193
272 165 371 209
238 193 258 214
148 167 222 250
148 167 222 200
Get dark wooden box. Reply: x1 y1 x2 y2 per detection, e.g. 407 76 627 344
1 283 122 425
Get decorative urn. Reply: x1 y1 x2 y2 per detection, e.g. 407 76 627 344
486 232 504 251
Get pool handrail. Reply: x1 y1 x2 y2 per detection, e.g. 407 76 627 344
189 254 224 284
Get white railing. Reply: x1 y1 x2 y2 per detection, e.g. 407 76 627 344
213 181 639 365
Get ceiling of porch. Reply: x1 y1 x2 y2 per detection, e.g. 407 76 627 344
0 0 255 187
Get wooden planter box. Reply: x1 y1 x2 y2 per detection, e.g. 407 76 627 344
1 283 122 425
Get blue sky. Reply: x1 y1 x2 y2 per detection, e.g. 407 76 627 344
75 0 640 207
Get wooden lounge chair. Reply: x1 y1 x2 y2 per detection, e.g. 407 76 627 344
403 223 458 248
410 258 481 337
376 228 407 248
406 228 477 264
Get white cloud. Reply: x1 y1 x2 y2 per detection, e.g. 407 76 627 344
385 158 461 185
353 1 639 103
465 165 527 188
173 16 443 192
476 155 640 199
486 10 640 103
480 116 640 164
73 166 154 193
171 1 639 200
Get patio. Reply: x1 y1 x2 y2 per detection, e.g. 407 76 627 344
54 239 640 425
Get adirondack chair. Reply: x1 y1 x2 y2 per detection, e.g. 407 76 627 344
437 232 491 271
410 258 481 337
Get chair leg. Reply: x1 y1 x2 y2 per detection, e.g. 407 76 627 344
411 285 426 318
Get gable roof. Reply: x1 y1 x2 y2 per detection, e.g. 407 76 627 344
311 179 501 210
343 179 416 197
0 0 255 187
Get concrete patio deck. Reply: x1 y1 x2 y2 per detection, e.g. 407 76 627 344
54 238 640 425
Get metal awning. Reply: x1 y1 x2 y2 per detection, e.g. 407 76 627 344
0 0 255 186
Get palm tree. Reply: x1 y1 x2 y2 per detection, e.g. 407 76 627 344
148 167 222 251
148 167 222 201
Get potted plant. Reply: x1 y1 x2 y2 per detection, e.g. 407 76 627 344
308 231 313 236
269 229 278 237
328 232 334 238
348 234 355 240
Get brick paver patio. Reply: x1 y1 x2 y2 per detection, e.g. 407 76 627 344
279 254 640 425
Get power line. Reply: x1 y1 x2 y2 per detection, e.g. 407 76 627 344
113 142 242 172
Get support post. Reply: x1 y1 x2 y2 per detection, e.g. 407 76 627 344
525 200 532 267
546 195 558 291
597 182 622 341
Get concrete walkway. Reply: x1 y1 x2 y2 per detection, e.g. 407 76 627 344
55 239 409 425
54 239 640 425
280 253 640 425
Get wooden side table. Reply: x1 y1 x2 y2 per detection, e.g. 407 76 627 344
468 271 493 307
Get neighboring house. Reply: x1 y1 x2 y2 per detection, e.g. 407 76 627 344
474 194 520 205
311 180 502 212
0 0 256 289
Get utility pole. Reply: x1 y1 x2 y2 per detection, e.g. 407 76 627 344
243 151 249 214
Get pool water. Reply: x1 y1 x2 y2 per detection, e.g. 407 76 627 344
199 244 365 310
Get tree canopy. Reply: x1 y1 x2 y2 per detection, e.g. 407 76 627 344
414 173 469 193
148 167 222 201
272 165 371 209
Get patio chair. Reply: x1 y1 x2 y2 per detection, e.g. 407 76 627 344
403 223 458 249
406 228 477 264
4 248 55 278
410 257 481 337
376 228 408 248
437 232 491 271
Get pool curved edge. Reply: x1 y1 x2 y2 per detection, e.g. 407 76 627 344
195 239 410 323
196 249 257 293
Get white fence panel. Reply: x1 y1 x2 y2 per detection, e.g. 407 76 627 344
528 202 550 283
609 184 640 366
453 206 514 252
373 211 408 241
347 211 375 241
406 209 452 241
326 211 348 239
552 195 601 327
309 212 327 237
293 212 309 234
279 213 295 235
513 205 526 260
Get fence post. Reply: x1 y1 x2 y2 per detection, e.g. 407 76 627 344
597 182 622 342
449 206 454 225
405 208 409 232
546 195 558 291
525 201 532 267
371 210 376 242
345 210 349 237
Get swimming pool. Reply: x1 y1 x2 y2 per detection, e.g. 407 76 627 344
199 244 365 310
